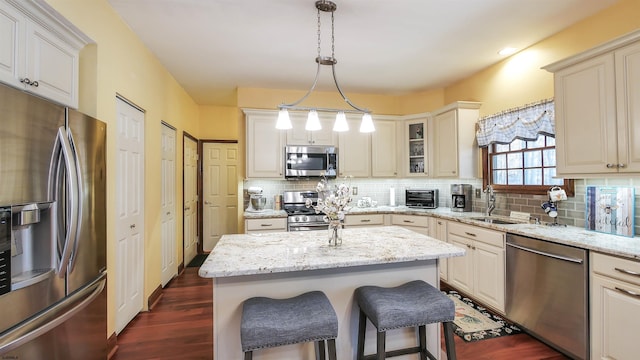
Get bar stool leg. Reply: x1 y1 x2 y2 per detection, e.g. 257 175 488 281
327 339 337 360
443 322 457 360
418 325 428 360
318 339 327 360
376 331 386 360
244 351 252 360
357 310 367 359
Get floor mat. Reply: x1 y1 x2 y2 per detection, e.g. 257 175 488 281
187 254 208 268
445 290 522 342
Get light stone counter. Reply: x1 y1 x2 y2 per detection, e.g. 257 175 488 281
199 226 465 278
242 209 287 219
344 206 640 260
199 226 464 360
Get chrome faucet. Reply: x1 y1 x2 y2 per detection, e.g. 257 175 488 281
484 185 496 216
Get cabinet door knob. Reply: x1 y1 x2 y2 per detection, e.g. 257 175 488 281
618 164 626 168
606 163 616 168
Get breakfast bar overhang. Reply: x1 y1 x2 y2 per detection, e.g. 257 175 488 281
199 226 465 359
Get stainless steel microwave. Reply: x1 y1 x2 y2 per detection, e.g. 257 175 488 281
405 189 439 209
285 145 338 179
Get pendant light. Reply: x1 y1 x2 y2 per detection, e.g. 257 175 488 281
277 0 374 133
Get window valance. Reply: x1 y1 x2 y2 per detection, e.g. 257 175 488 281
476 99 554 147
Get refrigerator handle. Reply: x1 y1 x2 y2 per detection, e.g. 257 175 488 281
0 271 106 354
66 127 83 273
52 126 80 277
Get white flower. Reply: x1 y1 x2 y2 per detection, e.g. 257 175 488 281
306 175 353 222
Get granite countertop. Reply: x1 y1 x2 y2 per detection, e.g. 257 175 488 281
243 206 640 260
198 226 465 278
243 209 287 219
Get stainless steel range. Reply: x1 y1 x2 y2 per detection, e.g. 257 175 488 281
283 190 329 232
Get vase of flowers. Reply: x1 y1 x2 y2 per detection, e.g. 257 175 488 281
305 175 352 246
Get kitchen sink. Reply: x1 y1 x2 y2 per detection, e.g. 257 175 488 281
469 217 520 225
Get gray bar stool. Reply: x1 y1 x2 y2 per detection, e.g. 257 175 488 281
240 291 338 360
354 280 457 360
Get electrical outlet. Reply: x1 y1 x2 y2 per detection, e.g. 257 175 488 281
352 186 358 195
475 188 481 198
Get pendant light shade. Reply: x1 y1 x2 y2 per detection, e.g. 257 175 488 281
305 110 322 131
275 0 374 133
276 109 293 130
359 113 375 133
333 111 349 132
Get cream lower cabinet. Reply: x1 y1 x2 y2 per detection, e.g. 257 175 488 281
430 218 449 282
244 109 285 178
544 31 640 176
245 218 287 234
447 222 505 313
344 214 386 228
391 214 429 235
591 252 640 360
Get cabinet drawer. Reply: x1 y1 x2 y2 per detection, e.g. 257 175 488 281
245 218 287 231
592 252 640 286
448 222 504 248
344 214 384 226
391 214 430 228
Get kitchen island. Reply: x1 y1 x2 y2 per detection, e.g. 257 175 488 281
199 226 465 359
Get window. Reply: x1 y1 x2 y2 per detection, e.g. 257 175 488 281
482 135 574 196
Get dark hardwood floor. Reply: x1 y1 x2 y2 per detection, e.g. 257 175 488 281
112 268 569 360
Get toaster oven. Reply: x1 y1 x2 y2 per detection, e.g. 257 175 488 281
405 189 438 209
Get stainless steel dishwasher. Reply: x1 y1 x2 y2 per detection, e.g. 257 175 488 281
506 233 588 360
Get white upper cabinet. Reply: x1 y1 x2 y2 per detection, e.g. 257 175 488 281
431 102 481 178
286 112 337 146
338 115 371 178
403 115 429 177
371 118 398 177
544 30 640 176
244 109 285 179
0 0 91 108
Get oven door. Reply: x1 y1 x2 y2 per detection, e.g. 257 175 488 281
287 223 329 232
285 146 337 178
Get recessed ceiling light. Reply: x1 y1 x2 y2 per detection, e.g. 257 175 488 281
498 47 517 56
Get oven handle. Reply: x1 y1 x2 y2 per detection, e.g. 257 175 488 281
506 242 583 264
289 224 329 231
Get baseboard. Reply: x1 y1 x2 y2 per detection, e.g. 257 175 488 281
148 284 163 310
107 332 118 359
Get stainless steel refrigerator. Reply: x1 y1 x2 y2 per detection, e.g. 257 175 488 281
0 83 107 359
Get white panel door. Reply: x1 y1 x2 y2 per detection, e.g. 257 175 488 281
115 97 145 334
203 142 238 251
160 124 176 287
183 136 198 265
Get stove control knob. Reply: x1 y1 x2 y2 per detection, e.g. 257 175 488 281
295 216 301 222
303 216 309 222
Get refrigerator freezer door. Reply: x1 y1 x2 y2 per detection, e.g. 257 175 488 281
64 109 107 294
0 272 107 359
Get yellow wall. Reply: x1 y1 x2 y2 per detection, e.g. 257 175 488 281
45 0 200 338
444 0 640 116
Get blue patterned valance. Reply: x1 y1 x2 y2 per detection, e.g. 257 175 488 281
476 99 554 147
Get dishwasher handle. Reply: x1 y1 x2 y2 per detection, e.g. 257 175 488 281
506 242 584 264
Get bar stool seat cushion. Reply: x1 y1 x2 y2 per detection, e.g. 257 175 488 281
241 291 338 352
354 280 454 331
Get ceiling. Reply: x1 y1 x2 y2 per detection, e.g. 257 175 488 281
108 0 619 106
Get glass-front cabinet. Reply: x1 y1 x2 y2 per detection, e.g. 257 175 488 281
406 117 428 176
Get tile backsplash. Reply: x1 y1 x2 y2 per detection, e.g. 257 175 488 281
244 177 640 236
